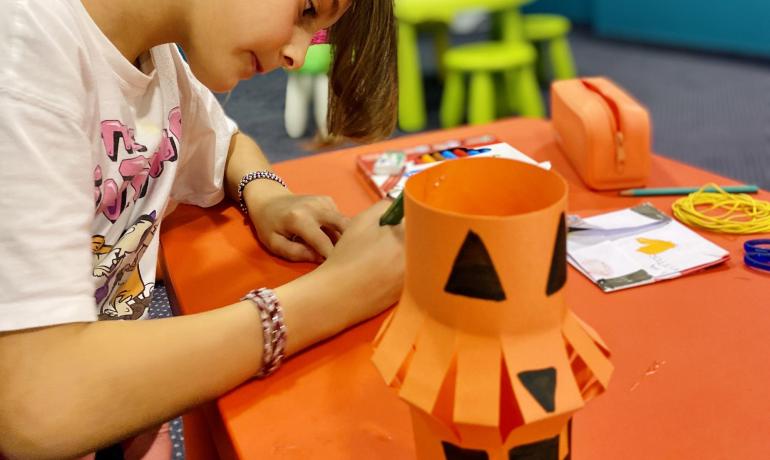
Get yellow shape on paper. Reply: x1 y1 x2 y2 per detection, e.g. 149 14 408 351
636 237 676 255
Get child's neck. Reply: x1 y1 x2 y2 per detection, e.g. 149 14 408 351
81 0 188 65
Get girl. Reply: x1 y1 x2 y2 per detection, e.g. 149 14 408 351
0 0 402 458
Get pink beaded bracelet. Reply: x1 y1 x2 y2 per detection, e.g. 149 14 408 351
237 171 287 215
241 287 287 378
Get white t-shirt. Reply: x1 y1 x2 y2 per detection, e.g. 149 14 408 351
0 0 238 331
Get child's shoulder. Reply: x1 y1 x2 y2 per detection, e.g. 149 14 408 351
1 0 87 42
1 0 99 115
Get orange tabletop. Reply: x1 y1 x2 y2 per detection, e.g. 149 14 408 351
160 118 770 459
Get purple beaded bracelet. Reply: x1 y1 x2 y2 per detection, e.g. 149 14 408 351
237 171 287 215
241 288 287 378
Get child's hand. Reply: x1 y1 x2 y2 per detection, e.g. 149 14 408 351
315 200 406 323
248 192 350 262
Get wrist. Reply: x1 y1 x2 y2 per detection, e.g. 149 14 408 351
274 265 356 355
239 172 291 216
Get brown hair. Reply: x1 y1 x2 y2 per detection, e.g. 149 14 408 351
326 0 398 143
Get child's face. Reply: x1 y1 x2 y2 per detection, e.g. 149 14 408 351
185 0 350 92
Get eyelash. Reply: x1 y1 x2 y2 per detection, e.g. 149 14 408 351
303 0 317 17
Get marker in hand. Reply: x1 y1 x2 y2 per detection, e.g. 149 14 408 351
379 192 404 226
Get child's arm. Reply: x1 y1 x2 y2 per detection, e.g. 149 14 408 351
223 132 349 262
0 201 403 460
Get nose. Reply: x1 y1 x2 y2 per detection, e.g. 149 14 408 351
282 31 312 71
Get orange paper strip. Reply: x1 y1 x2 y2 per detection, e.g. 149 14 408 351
371 291 425 384
399 316 457 414
453 333 501 428
562 310 613 390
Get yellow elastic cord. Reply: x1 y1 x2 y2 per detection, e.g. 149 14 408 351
672 183 770 234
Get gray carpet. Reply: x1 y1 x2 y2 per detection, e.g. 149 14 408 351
222 26 770 190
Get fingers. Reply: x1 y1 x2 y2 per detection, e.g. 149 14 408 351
288 224 335 259
268 233 322 263
314 204 350 235
280 197 348 258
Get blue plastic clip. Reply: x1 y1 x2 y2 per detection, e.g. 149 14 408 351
743 239 770 273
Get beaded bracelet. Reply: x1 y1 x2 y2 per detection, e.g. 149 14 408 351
237 171 287 215
241 288 287 378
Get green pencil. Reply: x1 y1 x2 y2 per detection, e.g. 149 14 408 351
619 185 759 197
379 191 404 226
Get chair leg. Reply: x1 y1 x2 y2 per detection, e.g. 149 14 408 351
432 23 450 81
468 71 496 125
549 36 576 80
398 21 426 132
312 74 329 138
494 72 511 118
499 8 525 42
284 73 312 139
440 71 465 128
512 66 545 118
535 41 550 84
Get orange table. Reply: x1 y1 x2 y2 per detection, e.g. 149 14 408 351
160 118 770 459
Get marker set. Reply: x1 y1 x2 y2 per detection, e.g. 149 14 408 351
357 135 548 199
356 135 499 198
414 147 492 164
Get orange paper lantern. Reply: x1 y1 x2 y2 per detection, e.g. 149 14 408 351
372 158 613 460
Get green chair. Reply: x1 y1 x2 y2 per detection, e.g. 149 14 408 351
394 0 534 131
440 41 544 127
523 14 576 81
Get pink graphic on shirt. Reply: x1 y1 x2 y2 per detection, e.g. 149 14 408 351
94 165 103 207
94 108 181 221
149 130 178 177
168 107 182 141
119 157 151 202
100 178 125 222
100 120 147 161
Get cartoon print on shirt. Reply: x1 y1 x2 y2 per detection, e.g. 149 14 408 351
92 212 158 320
100 120 147 161
94 165 103 206
94 107 181 222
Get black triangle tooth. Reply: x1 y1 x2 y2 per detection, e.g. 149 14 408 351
518 367 557 413
442 441 490 460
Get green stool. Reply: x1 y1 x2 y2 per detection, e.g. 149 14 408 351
440 41 544 128
523 14 576 81
284 44 332 139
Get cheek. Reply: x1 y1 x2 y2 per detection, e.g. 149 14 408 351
185 49 238 93
250 21 295 54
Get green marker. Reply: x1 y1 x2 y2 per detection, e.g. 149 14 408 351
619 185 759 197
379 192 404 226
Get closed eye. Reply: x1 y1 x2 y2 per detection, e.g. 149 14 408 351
303 0 318 17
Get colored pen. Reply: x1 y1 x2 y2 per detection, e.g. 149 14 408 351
379 191 404 226
619 185 759 196
420 154 437 163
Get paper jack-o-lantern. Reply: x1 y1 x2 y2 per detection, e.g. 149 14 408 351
372 158 613 460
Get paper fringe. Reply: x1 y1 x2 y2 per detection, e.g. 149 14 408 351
372 302 613 447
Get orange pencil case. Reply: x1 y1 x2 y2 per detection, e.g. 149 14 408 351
551 77 651 190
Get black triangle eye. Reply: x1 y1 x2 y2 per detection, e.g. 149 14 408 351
545 213 567 296
444 231 506 301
